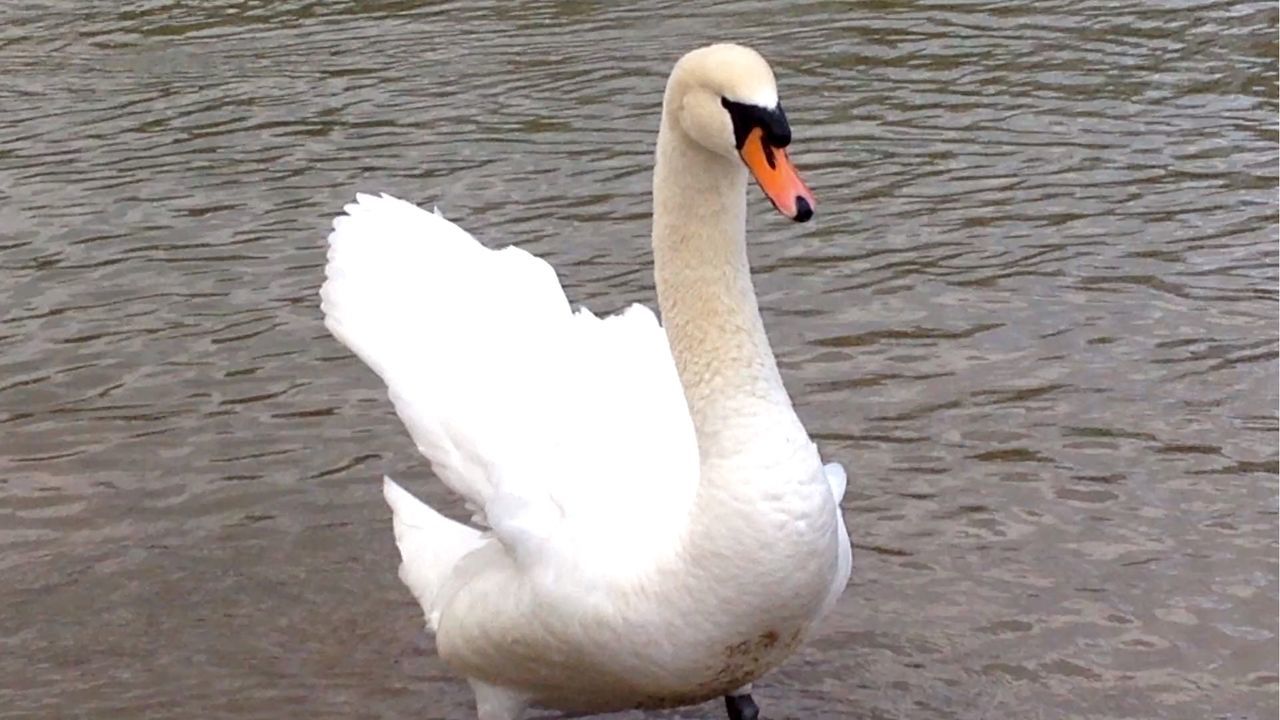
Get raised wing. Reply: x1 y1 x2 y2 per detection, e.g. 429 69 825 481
320 194 700 578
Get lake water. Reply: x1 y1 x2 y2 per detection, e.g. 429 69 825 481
1 2 1276 718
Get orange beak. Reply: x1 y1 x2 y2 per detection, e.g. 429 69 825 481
739 127 815 222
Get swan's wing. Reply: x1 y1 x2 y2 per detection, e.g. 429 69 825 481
320 193 699 578
820 461 853 617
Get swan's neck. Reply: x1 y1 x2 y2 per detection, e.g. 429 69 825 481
651 118 806 459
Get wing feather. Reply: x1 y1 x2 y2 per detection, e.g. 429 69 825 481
321 193 699 577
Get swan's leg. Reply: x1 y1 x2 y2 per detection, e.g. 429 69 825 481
470 679 526 720
724 684 759 720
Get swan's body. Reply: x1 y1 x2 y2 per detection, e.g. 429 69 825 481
321 44 851 719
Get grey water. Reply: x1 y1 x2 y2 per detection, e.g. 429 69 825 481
1 2 1276 718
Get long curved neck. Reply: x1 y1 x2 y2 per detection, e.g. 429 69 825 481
651 114 807 460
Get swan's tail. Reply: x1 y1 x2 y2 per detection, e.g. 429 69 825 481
382 476 486 631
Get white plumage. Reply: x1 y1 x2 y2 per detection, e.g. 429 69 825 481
320 43 851 720
323 193 700 582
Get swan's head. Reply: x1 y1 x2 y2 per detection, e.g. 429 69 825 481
665 43 815 222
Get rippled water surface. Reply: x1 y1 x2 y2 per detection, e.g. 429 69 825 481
2 2 1277 718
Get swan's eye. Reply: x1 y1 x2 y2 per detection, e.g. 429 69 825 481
721 97 791 150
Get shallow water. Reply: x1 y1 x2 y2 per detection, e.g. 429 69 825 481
1 1 1277 718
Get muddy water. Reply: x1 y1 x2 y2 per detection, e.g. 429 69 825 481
1 1 1276 718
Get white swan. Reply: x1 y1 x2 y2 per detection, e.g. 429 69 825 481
320 43 851 720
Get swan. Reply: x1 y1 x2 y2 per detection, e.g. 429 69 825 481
319 43 852 720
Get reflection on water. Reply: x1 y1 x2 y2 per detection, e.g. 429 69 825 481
1 1 1276 718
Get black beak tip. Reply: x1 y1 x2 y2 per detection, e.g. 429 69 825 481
793 196 814 223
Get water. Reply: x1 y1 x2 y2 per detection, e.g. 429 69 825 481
1 2 1276 718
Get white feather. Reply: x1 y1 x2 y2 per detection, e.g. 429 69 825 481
321 193 700 584
382 476 484 630
821 462 853 618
